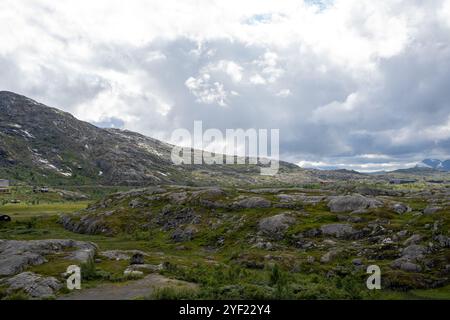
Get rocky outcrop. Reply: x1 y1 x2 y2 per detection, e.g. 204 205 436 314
60 214 113 235
0 272 62 299
100 250 149 261
320 224 355 239
171 227 197 242
327 194 383 213
391 245 428 272
232 197 272 209
0 239 97 276
258 214 295 239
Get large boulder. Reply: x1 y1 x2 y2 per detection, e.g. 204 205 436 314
0 240 97 276
258 214 295 239
391 203 411 215
327 194 383 213
0 272 62 299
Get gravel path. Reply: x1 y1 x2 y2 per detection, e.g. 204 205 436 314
58 274 197 300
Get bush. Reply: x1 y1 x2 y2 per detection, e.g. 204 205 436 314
147 287 198 300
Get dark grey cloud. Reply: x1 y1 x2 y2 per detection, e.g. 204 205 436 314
1 0 450 171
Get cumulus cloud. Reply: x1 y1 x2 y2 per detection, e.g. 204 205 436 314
1 0 450 171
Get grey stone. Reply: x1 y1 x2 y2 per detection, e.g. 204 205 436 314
391 203 411 214
320 224 355 239
435 235 450 248
423 207 442 215
171 227 196 242
352 258 363 266
0 272 62 298
130 253 145 265
258 214 295 239
0 240 97 276
400 262 422 273
232 197 272 209
404 234 422 246
327 194 383 213
320 250 340 263
402 245 427 260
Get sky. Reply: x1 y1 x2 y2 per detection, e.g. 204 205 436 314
1 0 450 172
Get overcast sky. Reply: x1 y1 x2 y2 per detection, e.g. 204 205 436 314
1 0 450 172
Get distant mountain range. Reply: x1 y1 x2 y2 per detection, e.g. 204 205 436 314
417 159 450 171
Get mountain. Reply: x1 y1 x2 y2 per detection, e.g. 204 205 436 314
417 159 450 171
0 91 298 186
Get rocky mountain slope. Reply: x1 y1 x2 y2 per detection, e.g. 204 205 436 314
418 159 450 171
0 91 302 186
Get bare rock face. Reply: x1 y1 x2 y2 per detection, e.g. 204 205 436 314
0 272 62 298
327 194 383 213
232 197 272 209
258 214 295 239
0 239 97 276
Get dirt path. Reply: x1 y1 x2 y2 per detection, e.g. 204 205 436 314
58 274 197 300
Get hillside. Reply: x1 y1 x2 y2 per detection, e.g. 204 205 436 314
0 91 302 186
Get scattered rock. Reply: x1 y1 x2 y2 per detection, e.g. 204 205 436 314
434 235 450 248
320 250 340 263
391 203 411 215
123 269 144 278
397 230 409 238
130 253 145 265
0 215 12 222
352 258 363 266
402 245 427 260
404 234 422 246
400 262 422 273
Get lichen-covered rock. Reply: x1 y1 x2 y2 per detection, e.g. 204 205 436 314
0 272 62 298
327 194 383 213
